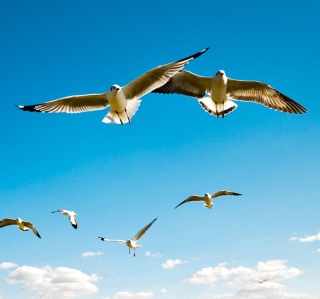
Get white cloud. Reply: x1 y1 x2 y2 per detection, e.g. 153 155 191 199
187 260 315 299
82 251 104 257
317 249 320 253
114 291 154 298
160 288 166 293
290 231 320 242
162 259 184 269
145 251 162 258
6 265 101 298
0 262 18 269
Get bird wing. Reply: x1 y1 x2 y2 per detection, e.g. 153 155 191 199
122 48 209 101
69 213 77 229
226 78 306 114
174 195 205 209
132 217 158 242
16 93 109 114
152 70 212 98
23 221 41 238
0 218 17 227
98 237 126 243
210 190 242 199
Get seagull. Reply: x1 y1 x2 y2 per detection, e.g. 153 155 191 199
258 279 269 284
52 210 77 229
175 191 241 209
16 48 209 125
98 217 157 256
0 218 41 238
153 69 307 118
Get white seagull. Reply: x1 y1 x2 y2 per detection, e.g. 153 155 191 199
175 191 241 209
52 210 77 229
16 48 209 124
153 69 306 118
0 218 41 238
98 217 157 256
258 279 269 284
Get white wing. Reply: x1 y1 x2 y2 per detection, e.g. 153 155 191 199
98 237 126 243
17 93 109 114
123 48 209 101
227 78 306 114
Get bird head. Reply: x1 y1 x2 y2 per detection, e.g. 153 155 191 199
215 70 225 77
109 85 120 92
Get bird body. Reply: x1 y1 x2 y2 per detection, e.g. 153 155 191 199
99 217 157 256
16 48 209 124
0 218 41 238
52 210 77 229
175 190 242 209
153 69 306 117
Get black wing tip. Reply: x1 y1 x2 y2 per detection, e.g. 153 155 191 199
36 233 41 239
72 224 77 229
15 104 43 113
234 193 242 196
98 237 104 241
176 47 210 63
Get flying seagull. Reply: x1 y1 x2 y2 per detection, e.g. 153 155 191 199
52 210 77 229
16 48 209 125
258 279 269 284
175 191 241 209
153 69 306 118
98 217 157 256
0 218 41 238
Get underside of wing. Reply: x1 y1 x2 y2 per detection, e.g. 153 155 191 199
174 195 205 209
153 70 212 98
0 218 17 227
16 93 109 114
211 190 242 199
227 79 306 114
123 48 209 101
132 217 158 242
24 222 41 238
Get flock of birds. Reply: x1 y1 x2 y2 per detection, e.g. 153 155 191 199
2 47 306 285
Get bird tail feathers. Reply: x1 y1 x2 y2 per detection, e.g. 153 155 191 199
102 99 141 124
198 97 237 118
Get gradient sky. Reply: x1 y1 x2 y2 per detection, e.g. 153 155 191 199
1 1 320 298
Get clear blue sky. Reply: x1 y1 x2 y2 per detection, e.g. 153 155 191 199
1 1 319 298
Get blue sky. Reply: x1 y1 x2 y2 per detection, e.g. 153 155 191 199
1 0 320 298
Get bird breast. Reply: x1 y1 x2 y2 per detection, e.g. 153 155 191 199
210 76 227 103
106 89 127 112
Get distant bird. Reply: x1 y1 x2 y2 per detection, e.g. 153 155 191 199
175 191 241 209
258 279 269 284
0 218 41 238
52 210 77 229
98 217 157 256
153 70 306 118
16 48 209 125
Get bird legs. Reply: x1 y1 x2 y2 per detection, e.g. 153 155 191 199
116 109 131 125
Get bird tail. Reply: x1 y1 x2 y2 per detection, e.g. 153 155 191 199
102 99 141 124
198 97 237 118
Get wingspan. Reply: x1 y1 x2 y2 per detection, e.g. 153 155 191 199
98 237 126 243
153 70 212 98
123 48 209 101
16 93 109 114
211 191 242 199
227 79 306 114
23 221 41 238
0 218 17 228
132 217 158 242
